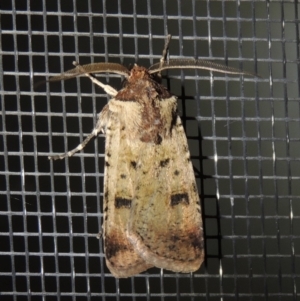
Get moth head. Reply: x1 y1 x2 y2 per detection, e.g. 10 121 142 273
128 65 150 82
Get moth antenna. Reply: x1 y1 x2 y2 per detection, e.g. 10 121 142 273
36 62 130 96
71 61 118 96
148 58 259 78
49 62 130 82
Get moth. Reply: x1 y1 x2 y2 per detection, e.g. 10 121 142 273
46 36 255 278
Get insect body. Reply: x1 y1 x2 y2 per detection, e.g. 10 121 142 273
47 36 254 277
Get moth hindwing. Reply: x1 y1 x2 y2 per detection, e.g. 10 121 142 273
47 36 253 277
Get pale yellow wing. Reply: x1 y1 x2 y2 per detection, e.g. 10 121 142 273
101 103 152 278
126 115 204 273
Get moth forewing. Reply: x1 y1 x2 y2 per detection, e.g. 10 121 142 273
100 102 153 277
126 113 204 272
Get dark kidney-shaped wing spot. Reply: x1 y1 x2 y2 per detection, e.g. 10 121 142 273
130 161 137 169
170 193 189 206
115 197 132 208
160 158 170 167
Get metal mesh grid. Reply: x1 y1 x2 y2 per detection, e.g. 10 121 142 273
1 0 300 299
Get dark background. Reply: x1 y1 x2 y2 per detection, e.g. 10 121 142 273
1 0 300 300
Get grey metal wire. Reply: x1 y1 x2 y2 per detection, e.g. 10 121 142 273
1 0 300 299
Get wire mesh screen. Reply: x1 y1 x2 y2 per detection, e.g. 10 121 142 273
1 0 300 299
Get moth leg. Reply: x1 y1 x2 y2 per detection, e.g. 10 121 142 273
157 35 171 79
72 61 118 97
48 112 106 160
49 62 115 160
159 35 171 67
96 230 102 239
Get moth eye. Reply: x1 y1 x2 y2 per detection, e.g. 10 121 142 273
115 197 132 208
174 170 180 176
120 174 127 179
170 193 189 206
